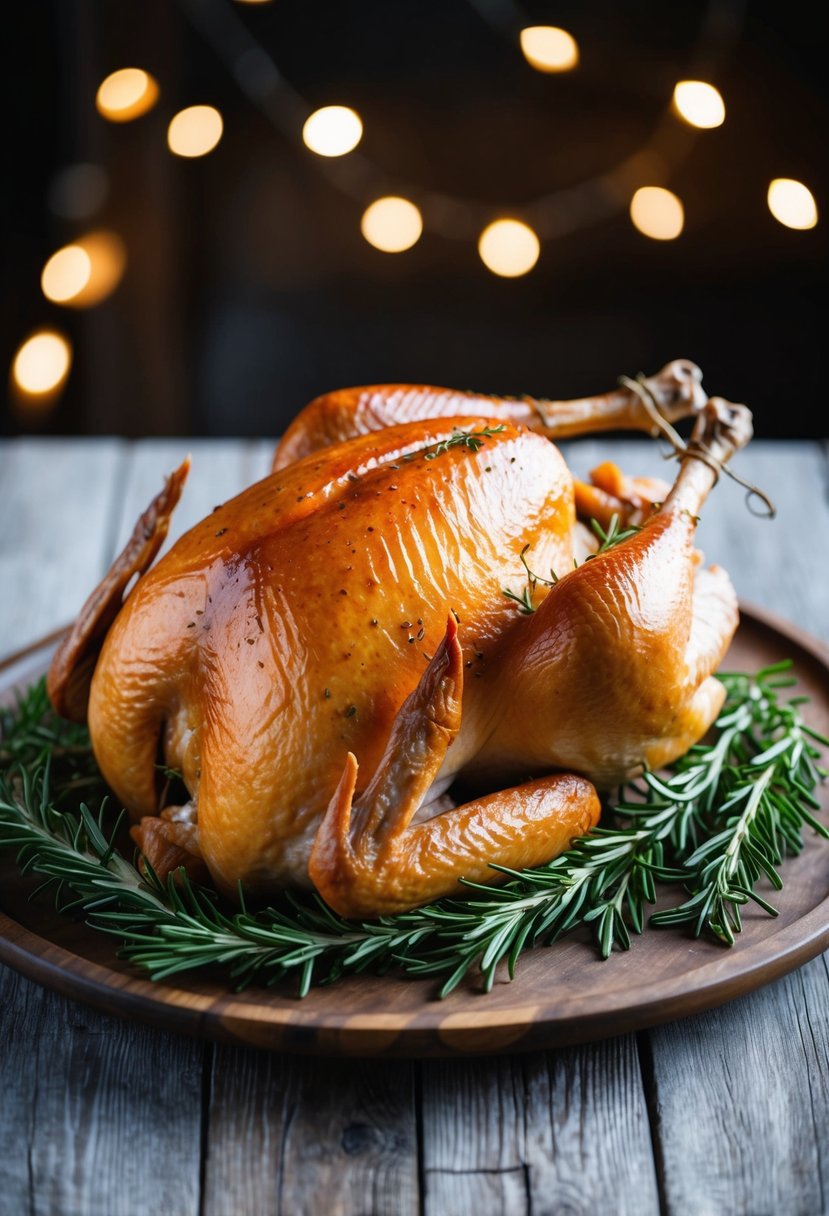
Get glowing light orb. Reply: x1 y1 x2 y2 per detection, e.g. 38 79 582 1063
519 26 579 73
361 197 423 252
12 332 72 396
672 81 726 129
41 246 92 304
767 178 818 230
302 106 363 157
42 232 127 308
96 69 159 122
630 187 684 240
478 219 540 277
167 106 224 158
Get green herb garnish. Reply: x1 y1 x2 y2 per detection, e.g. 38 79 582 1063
422 425 506 460
503 513 641 614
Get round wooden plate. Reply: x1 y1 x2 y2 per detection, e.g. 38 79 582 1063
1 605 827 1058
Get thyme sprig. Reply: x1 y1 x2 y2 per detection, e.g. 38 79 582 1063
0 664 825 998
502 543 559 613
422 424 506 460
503 513 642 614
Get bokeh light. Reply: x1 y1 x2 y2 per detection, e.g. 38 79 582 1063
41 246 91 304
672 81 726 129
361 197 423 252
11 331 72 397
41 231 127 308
95 68 159 123
167 106 224 158
630 187 685 240
302 106 363 157
478 219 540 277
519 26 579 73
767 178 818 230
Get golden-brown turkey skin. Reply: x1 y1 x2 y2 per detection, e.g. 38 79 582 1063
88 417 580 898
84 395 748 916
484 510 737 787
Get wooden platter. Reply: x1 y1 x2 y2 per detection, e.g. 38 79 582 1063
1 605 827 1058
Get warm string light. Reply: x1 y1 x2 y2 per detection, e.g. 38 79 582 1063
11 332 72 400
630 187 685 240
361 197 423 252
767 178 818 230
302 106 363 157
519 26 579 73
140 0 817 278
478 220 540 277
672 80 725 129
41 231 127 308
41 246 91 304
10 20 821 421
167 105 224 157
96 68 159 123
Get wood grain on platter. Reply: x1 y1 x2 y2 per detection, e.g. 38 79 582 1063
1 605 827 1059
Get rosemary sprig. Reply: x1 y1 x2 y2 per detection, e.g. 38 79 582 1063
587 513 642 553
0 664 825 998
648 665 829 942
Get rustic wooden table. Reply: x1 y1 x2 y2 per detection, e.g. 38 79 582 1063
1 436 827 1216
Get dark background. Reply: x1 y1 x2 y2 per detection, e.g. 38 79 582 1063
2 0 827 439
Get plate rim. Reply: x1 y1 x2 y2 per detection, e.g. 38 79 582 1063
1 603 828 1057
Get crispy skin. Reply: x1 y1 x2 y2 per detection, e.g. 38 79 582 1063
77 395 748 912
87 420 579 897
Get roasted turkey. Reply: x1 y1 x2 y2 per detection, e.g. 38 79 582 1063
48 361 753 917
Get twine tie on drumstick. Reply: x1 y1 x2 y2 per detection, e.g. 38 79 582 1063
618 373 777 519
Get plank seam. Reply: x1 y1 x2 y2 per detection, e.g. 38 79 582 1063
197 1041 214 1216
794 969 827 1215
25 1034 38 1216
415 1062 426 1216
636 1031 669 1216
522 1160 533 1216
276 1097 297 1216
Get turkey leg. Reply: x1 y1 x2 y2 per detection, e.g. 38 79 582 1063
309 616 600 918
484 397 753 788
274 360 707 469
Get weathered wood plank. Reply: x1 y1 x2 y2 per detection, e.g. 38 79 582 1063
646 953 829 1216
0 966 204 1216
0 437 125 655
637 441 829 1216
421 1041 660 1216
203 1048 419 1216
0 440 207 1216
